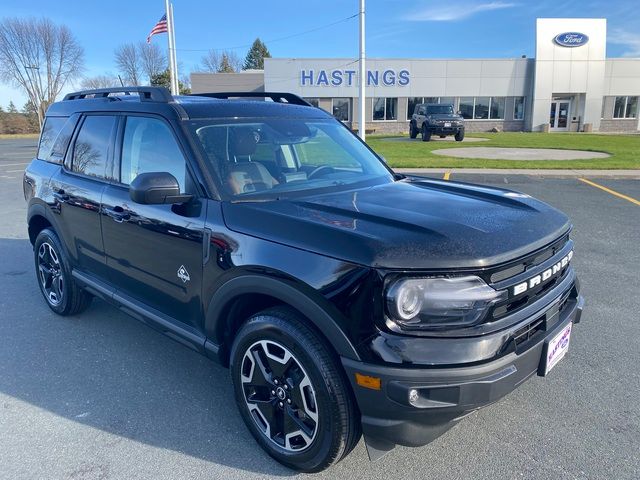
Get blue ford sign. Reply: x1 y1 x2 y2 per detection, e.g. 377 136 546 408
554 32 589 47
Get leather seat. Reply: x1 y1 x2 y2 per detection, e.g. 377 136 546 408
228 129 277 194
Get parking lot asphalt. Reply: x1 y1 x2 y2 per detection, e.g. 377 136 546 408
1 139 639 480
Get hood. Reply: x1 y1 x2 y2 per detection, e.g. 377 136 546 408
428 113 462 121
222 178 571 270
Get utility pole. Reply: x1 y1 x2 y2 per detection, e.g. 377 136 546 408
358 0 366 141
165 0 178 95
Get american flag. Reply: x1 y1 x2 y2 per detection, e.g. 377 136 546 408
147 14 168 43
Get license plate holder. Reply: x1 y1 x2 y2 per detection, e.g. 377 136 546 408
444 122 452 127
539 322 572 376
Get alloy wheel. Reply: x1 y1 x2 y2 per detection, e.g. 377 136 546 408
240 340 319 452
38 242 64 306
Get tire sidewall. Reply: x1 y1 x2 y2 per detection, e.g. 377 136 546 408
422 124 431 141
34 228 74 315
230 314 344 471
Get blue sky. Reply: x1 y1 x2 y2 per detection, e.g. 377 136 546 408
1 0 639 107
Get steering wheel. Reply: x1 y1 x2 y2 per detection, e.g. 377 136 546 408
308 165 335 179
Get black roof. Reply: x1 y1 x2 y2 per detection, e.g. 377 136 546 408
47 87 331 121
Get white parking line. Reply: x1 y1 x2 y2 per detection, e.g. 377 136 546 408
0 162 30 167
6 169 24 173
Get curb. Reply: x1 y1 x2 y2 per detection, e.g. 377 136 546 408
394 168 640 179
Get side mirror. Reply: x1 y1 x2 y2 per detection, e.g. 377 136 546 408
129 172 192 205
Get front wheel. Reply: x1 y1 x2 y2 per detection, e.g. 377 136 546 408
409 122 418 139
455 130 465 142
230 307 361 472
421 124 431 142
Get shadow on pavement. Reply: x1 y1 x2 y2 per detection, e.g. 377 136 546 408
0 237 295 477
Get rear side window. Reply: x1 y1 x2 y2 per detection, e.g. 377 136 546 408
120 116 187 192
38 117 67 162
71 115 117 179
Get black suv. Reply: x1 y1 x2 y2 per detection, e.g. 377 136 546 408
24 87 583 472
410 103 465 141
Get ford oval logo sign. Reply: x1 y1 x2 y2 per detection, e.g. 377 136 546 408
554 32 589 47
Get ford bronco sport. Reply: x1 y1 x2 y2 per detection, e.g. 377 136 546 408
24 87 583 472
409 103 465 141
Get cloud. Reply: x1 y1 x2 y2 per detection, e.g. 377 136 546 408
608 29 640 57
404 2 517 22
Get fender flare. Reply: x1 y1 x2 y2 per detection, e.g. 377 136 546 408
205 274 361 361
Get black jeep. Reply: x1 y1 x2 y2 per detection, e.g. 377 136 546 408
410 103 465 141
24 87 583 472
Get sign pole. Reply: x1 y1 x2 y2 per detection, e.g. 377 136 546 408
165 0 178 95
358 0 366 140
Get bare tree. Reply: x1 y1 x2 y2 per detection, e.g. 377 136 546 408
114 43 141 85
139 42 167 81
0 17 84 127
199 49 242 73
80 74 119 89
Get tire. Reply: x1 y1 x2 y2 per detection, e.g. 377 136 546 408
34 228 92 316
421 124 431 142
455 130 465 142
409 122 418 139
230 307 361 472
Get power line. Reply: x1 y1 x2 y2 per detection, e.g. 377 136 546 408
176 13 358 52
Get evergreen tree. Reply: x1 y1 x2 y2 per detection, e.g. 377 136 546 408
7 101 18 113
150 69 191 94
218 53 235 73
243 38 271 70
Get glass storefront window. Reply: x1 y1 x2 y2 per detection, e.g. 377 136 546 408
613 97 626 118
407 97 422 119
514 97 525 120
439 97 455 107
332 98 350 121
490 97 505 119
373 97 398 121
625 96 638 118
304 98 319 108
459 97 474 119
474 97 490 119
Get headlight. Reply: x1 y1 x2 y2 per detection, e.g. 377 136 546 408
385 276 506 330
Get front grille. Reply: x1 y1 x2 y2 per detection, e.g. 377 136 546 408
487 234 572 321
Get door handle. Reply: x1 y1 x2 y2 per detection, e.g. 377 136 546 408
103 205 130 223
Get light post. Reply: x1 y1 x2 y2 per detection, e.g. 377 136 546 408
358 0 366 141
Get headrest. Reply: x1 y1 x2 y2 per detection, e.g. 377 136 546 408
231 128 259 157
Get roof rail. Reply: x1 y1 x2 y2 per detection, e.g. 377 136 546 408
192 91 311 106
63 86 173 102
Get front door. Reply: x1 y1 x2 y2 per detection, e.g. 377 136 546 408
101 115 206 330
549 101 570 131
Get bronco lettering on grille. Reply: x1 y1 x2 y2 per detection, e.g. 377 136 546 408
512 251 573 296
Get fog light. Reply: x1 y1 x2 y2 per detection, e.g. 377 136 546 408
408 389 420 405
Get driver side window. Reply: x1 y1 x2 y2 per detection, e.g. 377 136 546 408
120 116 188 192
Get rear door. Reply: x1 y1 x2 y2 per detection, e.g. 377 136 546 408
49 114 117 280
100 114 206 330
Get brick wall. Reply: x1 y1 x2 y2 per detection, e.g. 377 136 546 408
599 119 639 133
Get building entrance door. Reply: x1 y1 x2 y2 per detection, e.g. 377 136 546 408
550 100 570 131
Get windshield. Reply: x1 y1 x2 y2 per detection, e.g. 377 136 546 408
426 105 454 115
187 117 394 199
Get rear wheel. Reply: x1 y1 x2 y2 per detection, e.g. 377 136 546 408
34 228 92 316
409 122 418 139
455 130 465 142
230 307 360 472
421 124 431 142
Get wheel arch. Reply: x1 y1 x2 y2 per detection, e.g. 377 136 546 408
27 203 53 245
205 274 361 367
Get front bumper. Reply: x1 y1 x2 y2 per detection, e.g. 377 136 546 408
427 124 464 134
342 294 584 449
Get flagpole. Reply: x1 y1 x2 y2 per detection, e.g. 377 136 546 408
170 2 179 93
164 0 178 95
358 0 366 141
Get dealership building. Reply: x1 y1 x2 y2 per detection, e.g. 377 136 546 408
192 18 640 134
